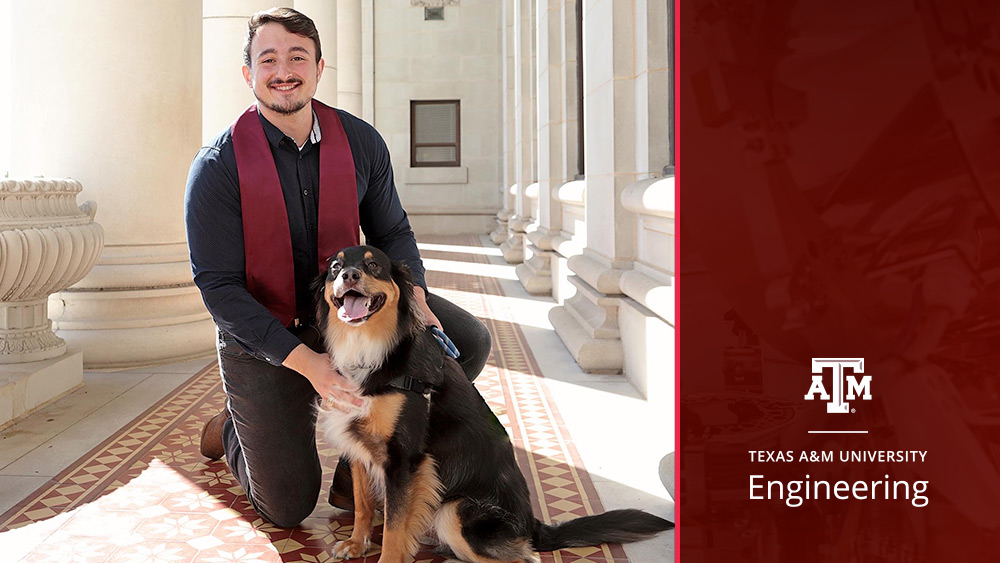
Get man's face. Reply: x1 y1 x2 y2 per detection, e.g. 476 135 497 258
242 22 324 117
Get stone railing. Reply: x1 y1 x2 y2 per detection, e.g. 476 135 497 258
1 178 104 363
620 174 674 325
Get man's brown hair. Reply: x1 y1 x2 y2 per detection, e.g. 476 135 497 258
243 7 322 67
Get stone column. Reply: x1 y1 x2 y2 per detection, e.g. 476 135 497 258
549 0 661 373
621 175 674 402
492 0 517 245
501 0 536 263
203 0 276 143
9 0 214 368
336 0 363 115
361 0 375 123
295 0 339 106
516 0 573 294
549 0 583 301
616 0 673 402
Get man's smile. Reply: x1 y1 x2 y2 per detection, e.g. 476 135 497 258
270 81 301 92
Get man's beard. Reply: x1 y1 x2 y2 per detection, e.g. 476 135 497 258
257 79 309 115
261 97 309 115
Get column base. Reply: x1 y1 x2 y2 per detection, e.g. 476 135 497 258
0 298 66 364
490 228 509 245
550 234 584 304
515 248 553 295
50 244 217 368
51 284 216 369
548 276 624 373
500 230 526 264
620 267 673 325
620 297 674 402
508 216 534 233
551 253 574 304
660 453 675 499
490 209 513 244
0 350 83 431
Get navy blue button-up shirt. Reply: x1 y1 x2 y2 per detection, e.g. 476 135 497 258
184 108 425 365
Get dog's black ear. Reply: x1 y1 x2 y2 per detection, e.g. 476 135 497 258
390 260 424 332
390 259 414 291
312 268 330 329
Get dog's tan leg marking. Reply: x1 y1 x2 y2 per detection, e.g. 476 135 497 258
331 460 376 560
377 456 443 563
433 502 537 563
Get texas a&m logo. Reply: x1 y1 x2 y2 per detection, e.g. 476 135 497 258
805 358 871 413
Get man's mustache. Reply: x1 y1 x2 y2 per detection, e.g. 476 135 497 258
267 78 303 87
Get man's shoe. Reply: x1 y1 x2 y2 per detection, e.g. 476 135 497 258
200 409 231 460
328 457 355 511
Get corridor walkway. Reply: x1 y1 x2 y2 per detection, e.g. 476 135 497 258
0 235 673 562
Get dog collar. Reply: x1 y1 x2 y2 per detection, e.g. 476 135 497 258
388 375 437 397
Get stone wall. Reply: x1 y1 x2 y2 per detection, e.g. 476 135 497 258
366 0 505 234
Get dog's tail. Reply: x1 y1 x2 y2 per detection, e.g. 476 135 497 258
531 509 673 551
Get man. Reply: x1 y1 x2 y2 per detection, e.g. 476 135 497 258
184 7 491 528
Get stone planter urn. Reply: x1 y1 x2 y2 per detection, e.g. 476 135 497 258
0 178 104 364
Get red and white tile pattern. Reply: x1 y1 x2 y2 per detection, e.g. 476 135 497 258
0 236 628 563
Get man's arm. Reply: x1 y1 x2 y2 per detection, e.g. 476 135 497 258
350 118 440 327
186 139 361 408
184 144 305 364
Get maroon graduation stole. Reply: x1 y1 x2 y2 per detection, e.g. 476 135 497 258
231 100 360 326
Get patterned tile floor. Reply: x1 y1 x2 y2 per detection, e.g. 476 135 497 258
0 236 652 563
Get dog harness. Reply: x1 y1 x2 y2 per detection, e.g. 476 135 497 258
388 375 437 397
385 330 447 398
231 100 360 326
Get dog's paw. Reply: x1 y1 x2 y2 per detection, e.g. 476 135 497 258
434 546 458 558
331 537 371 559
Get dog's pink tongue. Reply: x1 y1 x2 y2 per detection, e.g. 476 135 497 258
338 294 369 321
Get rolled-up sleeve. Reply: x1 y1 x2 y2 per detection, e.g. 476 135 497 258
184 144 302 365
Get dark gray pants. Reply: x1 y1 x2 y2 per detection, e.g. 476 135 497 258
216 293 491 527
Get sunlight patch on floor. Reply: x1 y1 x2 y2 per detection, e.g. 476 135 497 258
429 287 557 330
421 257 519 281
417 242 504 256
539 377 673 501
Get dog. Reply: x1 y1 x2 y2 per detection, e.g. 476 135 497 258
314 245 673 563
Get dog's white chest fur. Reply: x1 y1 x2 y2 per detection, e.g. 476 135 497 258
316 334 397 486
329 330 394 376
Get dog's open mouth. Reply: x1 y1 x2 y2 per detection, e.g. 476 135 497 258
333 289 386 324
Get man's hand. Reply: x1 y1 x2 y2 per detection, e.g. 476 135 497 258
413 286 441 329
413 287 460 358
283 344 363 412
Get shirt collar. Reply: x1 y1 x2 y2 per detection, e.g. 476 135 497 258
257 108 323 150
309 109 322 144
